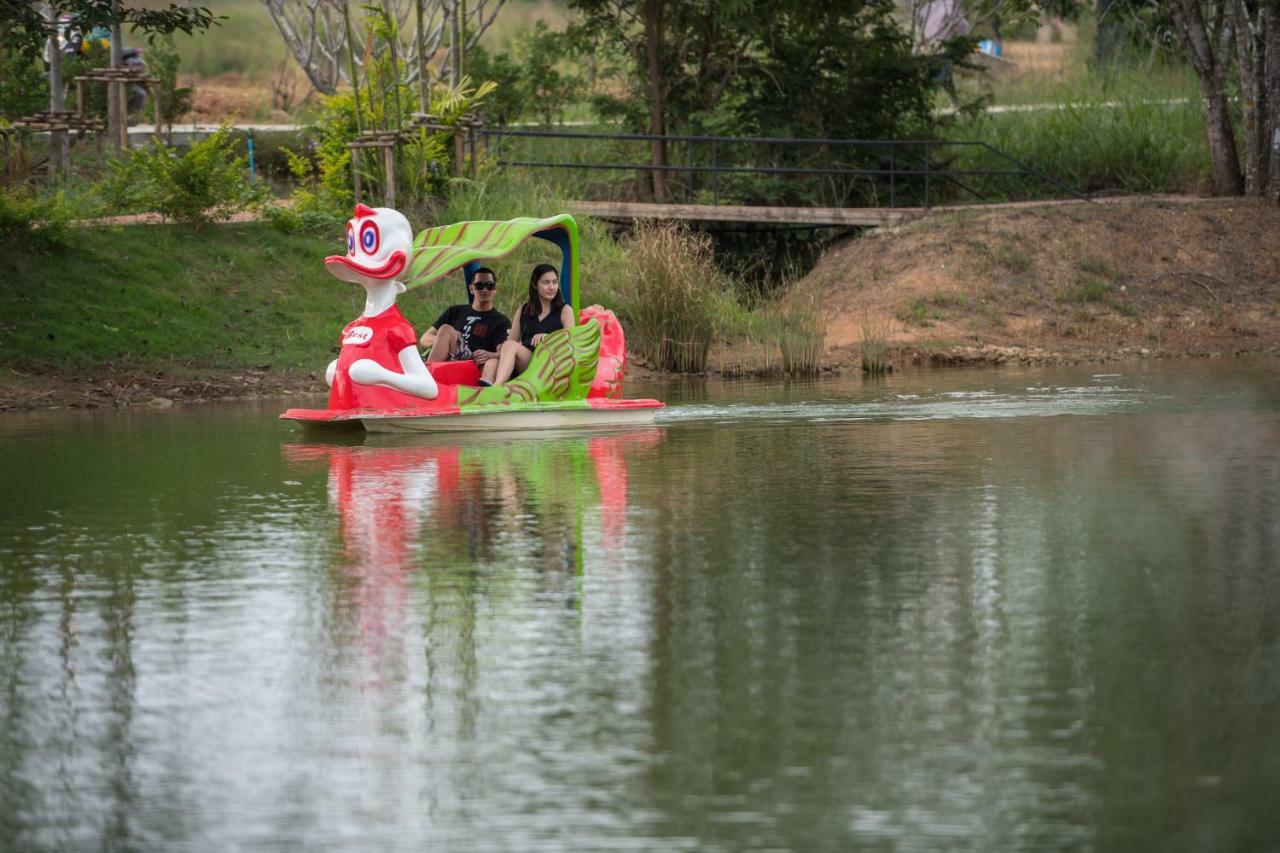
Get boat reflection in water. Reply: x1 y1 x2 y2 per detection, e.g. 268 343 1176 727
282 429 663 663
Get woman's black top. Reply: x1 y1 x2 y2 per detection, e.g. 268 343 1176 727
519 307 565 349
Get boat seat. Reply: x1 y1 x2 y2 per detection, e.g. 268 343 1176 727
426 360 482 386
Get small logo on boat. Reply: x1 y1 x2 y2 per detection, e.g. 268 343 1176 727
343 326 374 345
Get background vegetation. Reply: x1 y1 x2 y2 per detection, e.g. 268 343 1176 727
1 0 1269 383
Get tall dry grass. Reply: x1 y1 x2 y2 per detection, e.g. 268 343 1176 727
610 221 729 373
777 298 826 376
859 313 894 376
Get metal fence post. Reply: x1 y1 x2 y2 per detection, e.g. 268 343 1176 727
711 139 718 206
889 144 896 208
923 142 931 209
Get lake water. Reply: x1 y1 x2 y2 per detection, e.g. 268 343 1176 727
2 359 1278 852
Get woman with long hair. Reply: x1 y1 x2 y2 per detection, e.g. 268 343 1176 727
491 264 576 386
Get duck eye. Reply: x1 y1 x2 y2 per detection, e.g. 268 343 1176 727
360 222 379 254
346 225 355 255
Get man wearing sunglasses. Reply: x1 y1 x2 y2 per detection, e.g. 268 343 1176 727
421 267 511 385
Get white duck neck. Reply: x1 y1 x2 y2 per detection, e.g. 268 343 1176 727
362 279 401 317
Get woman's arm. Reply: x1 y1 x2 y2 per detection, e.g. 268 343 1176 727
561 305 576 329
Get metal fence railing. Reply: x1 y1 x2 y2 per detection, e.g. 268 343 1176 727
481 128 1088 209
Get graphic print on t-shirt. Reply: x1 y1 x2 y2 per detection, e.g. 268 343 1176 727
455 313 481 358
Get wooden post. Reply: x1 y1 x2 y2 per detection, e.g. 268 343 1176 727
116 81 129 150
151 81 162 145
383 143 396 208
76 79 84 117
453 129 464 178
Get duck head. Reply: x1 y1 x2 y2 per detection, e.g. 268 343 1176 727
325 204 412 288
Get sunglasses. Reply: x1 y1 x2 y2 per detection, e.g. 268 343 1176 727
472 280 496 291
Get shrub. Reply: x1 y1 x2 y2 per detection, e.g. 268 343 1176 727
147 35 193 134
98 126 266 225
0 187 71 249
242 129 311 183
262 202 344 235
0 46 47 119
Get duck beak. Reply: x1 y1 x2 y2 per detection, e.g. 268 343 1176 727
324 250 408 282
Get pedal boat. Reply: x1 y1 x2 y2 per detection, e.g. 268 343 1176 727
281 212 664 434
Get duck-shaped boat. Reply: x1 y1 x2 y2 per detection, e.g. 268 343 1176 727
281 208 664 433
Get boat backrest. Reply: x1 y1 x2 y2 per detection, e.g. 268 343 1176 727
581 305 626 399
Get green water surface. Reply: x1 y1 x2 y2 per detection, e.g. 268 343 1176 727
2 360 1278 852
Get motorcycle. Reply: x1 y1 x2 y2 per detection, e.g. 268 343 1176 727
47 18 149 114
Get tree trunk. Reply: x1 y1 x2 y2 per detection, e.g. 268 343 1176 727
1266 0 1280 202
45 2 68 175
415 0 429 111
644 0 667 201
1165 0 1244 195
1235 0 1270 195
1202 77 1246 194
450 0 462 84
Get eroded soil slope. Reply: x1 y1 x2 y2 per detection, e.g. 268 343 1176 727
795 200 1280 366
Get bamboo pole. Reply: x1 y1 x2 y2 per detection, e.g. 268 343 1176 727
343 0 365 205
108 14 123 152
414 0 429 113
383 144 396 207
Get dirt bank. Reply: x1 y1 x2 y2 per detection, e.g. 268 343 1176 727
0 364 323 411
795 199 1280 368
0 359 668 413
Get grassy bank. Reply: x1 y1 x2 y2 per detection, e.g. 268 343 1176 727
1 223 344 371
1 173 824 410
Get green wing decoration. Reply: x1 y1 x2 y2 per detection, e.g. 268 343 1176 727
458 322 601 409
404 214 579 292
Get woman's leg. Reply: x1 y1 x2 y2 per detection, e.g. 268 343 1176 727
480 357 499 385
494 340 533 385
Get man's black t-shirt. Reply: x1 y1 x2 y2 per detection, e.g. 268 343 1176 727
432 305 511 359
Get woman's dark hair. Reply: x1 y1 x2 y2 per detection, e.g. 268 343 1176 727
522 263 563 319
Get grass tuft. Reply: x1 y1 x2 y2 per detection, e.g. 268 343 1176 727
859 313 893 376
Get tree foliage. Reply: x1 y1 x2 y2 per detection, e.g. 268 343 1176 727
467 20 583 125
0 0 219 60
259 0 507 95
288 4 495 213
568 0 973 202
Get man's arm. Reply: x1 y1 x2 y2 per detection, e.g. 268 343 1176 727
472 320 512 363
419 325 439 349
